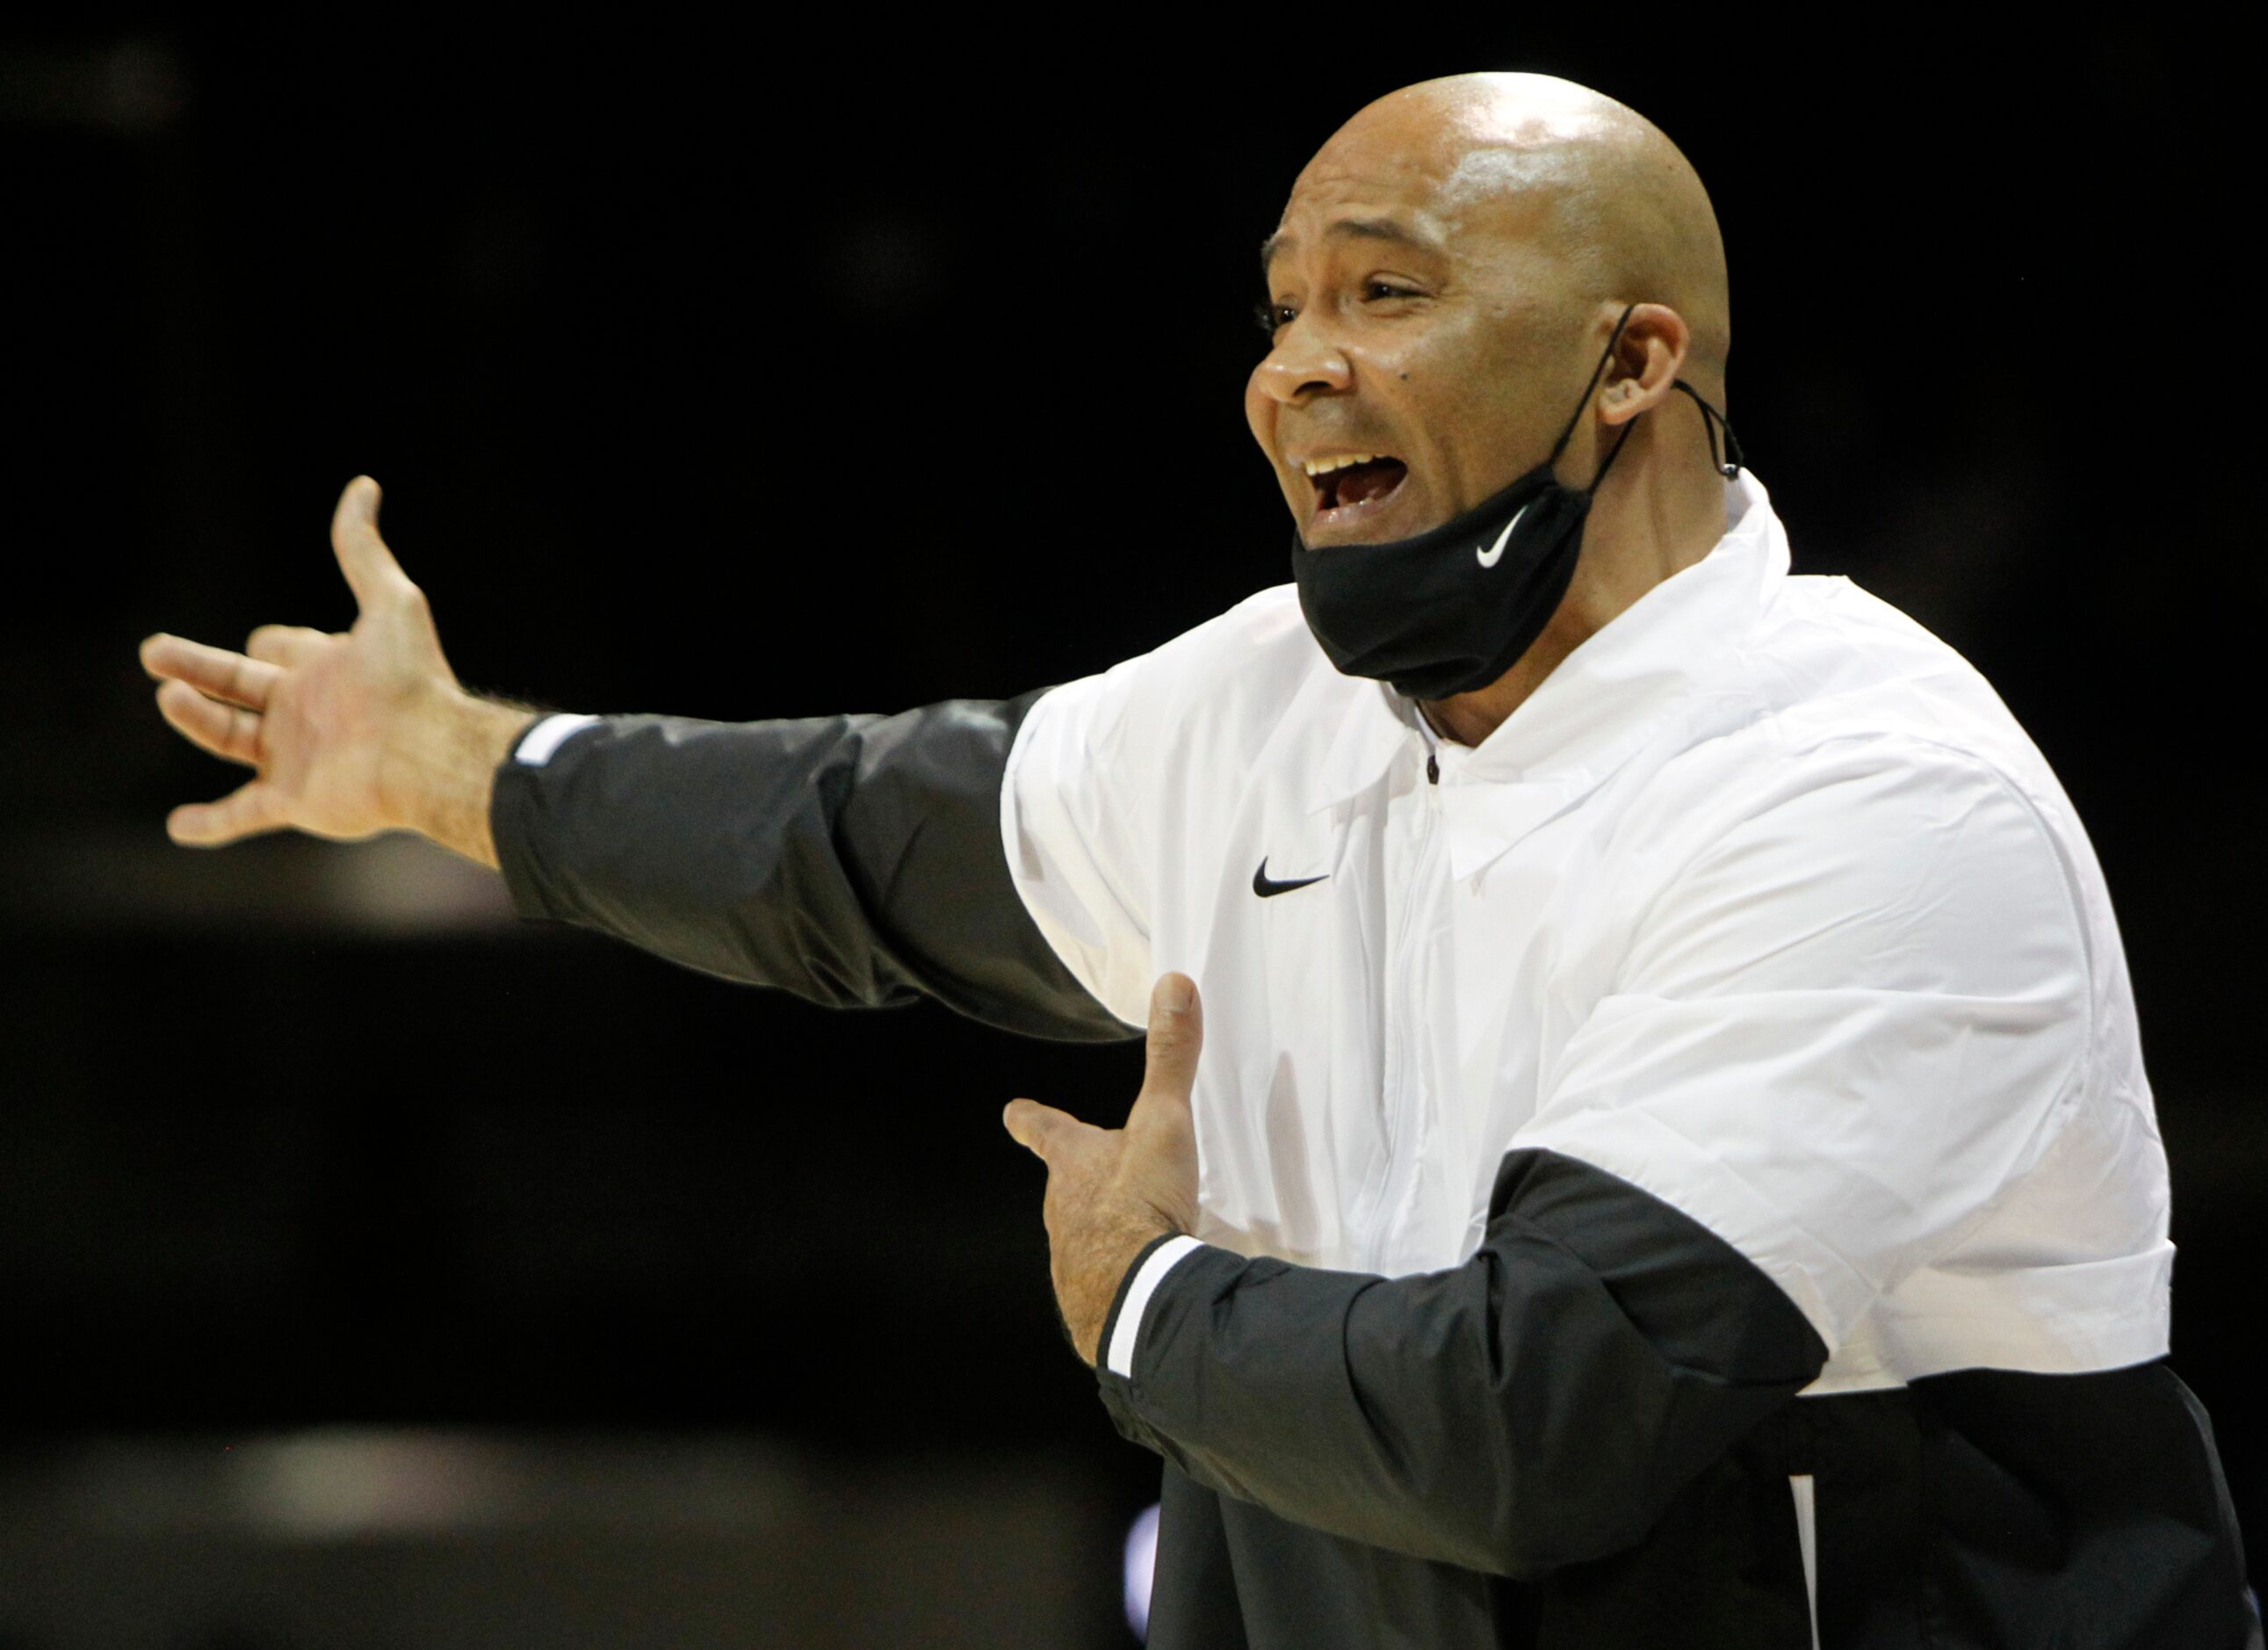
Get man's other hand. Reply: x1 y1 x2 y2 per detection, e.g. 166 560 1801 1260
1004 973 1203 1365
139 476 535 867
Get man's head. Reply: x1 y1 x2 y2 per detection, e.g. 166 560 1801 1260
1249 73 1730 550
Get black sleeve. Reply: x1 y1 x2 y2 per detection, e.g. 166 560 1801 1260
1094 1147 1829 1578
488 690 1135 1042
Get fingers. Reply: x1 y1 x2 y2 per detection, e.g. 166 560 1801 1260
1138 973 1203 1102
1003 1097 1080 1162
167 780 286 847
140 633 281 711
246 624 329 668
330 474 415 611
155 678 261 766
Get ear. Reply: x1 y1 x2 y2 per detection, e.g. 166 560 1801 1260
1599 303 1692 428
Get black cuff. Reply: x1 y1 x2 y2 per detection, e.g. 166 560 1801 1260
490 716 604 923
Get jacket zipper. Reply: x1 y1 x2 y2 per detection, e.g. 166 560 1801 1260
1369 743 1443 1270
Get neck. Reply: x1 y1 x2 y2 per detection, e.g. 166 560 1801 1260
1419 417 1726 747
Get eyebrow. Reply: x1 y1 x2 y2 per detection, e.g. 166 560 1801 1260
1259 216 1436 278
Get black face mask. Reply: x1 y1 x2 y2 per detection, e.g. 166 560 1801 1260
1290 303 1744 701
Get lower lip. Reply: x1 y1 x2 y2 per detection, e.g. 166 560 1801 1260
1304 474 1410 543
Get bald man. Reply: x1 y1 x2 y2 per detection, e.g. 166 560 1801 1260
141 74 2256 1650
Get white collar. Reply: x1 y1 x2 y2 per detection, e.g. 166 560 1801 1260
1301 470 1790 868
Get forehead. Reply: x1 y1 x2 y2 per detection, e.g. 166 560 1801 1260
1269 119 1559 270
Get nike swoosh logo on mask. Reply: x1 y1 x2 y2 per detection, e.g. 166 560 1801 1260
1477 500 1530 568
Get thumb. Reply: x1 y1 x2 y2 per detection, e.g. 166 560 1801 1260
1002 1097 1074 1162
1138 973 1203 1104
330 474 411 611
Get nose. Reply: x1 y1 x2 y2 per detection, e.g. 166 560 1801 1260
1253 329 1353 405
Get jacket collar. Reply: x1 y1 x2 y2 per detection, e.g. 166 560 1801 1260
1301 470 1790 875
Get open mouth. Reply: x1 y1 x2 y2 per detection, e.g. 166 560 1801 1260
1307 454 1408 514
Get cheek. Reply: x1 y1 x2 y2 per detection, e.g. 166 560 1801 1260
1357 332 1455 454
1377 319 1527 497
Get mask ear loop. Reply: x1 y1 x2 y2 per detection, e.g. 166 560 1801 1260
1671 380 1744 479
1544 303 1640 469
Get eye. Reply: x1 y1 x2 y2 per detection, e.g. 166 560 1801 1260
1254 300 1296 335
1364 280 1419 302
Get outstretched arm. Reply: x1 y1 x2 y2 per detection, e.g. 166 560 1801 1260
490 693 1127 1037
141 477 1129 1040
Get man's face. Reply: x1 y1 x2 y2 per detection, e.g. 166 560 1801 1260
1246 122 1588 548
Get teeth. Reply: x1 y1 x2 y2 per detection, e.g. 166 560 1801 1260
1302 453 1380 477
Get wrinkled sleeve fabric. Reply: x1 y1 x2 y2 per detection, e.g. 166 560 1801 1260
1516 735 2097 1356
997 659 1163 1028
489 692 1134 1042
1095 1149 1829 1578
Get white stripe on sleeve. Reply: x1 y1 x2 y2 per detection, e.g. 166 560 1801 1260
514 713 601 767
1105 1235 1205 1379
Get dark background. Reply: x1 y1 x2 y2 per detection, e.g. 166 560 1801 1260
1 18 2257 1646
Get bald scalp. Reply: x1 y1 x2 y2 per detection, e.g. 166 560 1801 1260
1315 73 1730 394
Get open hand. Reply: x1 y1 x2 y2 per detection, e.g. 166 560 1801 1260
1004 973 1203 1365
139 477 531 864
